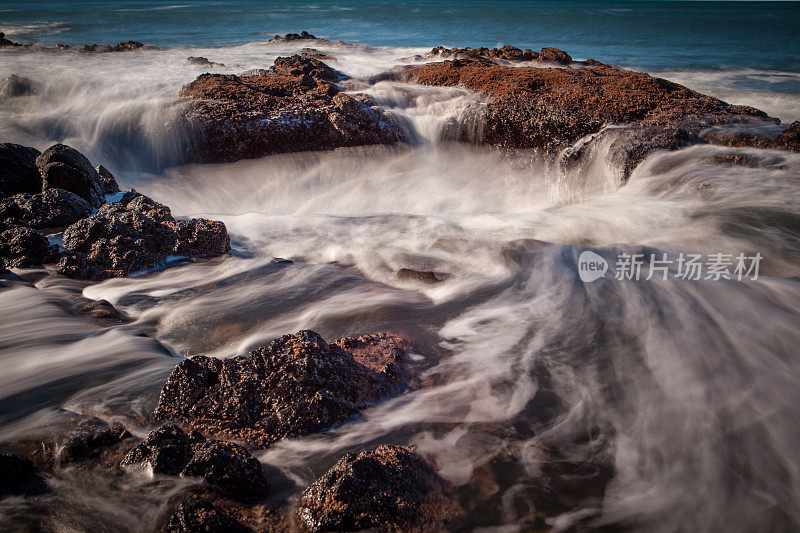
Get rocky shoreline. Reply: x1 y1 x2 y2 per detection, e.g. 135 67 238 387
2 32 800 532
171 36 800 180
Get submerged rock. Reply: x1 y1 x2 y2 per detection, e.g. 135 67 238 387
0 188 93 230
58 192 230 279
154 331 408 446
0 452 47 496
122 425 269 501
57 422 132 463
186 56 225 69
180 55 406 162
296 445 459 532
1 74 39 97
162 495 248 533
36 144 106 207
397 267 439 284
0 143 42 196
75 298 126 320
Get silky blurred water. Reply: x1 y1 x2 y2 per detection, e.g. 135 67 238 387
2 2 800 532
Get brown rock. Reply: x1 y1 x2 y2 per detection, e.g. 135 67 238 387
296 445 459 532
58 192 230 279
122 425 269 501
154 330 408 447
162 495 248 533
384 53 775 177
772 121 800 152
180 55 406 163
538 47 572 64
397 267 439 284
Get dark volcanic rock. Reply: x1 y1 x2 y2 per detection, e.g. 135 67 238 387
296 445 458 532
36 144 106 206
122 424 199 475
0 224 58 269
426 45 538 62
79 41 161 53
58 192 230 279
0 188 93 229
0 143 42 196
122 425 268 500
95 165 120 194
180 55 406 163
269 31 317 42
154 330 408 447
1 74 39 97
57 422 131 463
0 32 22 47
182 441 269 500
162 495 248 533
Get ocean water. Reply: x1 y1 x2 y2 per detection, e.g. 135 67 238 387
2 2 800 532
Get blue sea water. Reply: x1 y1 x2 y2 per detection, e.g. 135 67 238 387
2 0 799 73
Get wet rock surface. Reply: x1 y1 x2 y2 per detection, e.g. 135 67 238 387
1 74 39 97
154 330 408 446
425 44 539 62
77 41 162 53
296 445 459 532
162 495 249 533
383 49 782 178
122 425 269 501
705 121 800 153
180 54 406 162
397 267 439 284
95 165 120 194
268 31 317 43
0 188 93 230
36 143 106 207
56 421 132 464
0 224 58 269
58 191 230 279
74 298 126 320
0 143 42 196
186 56 225 69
